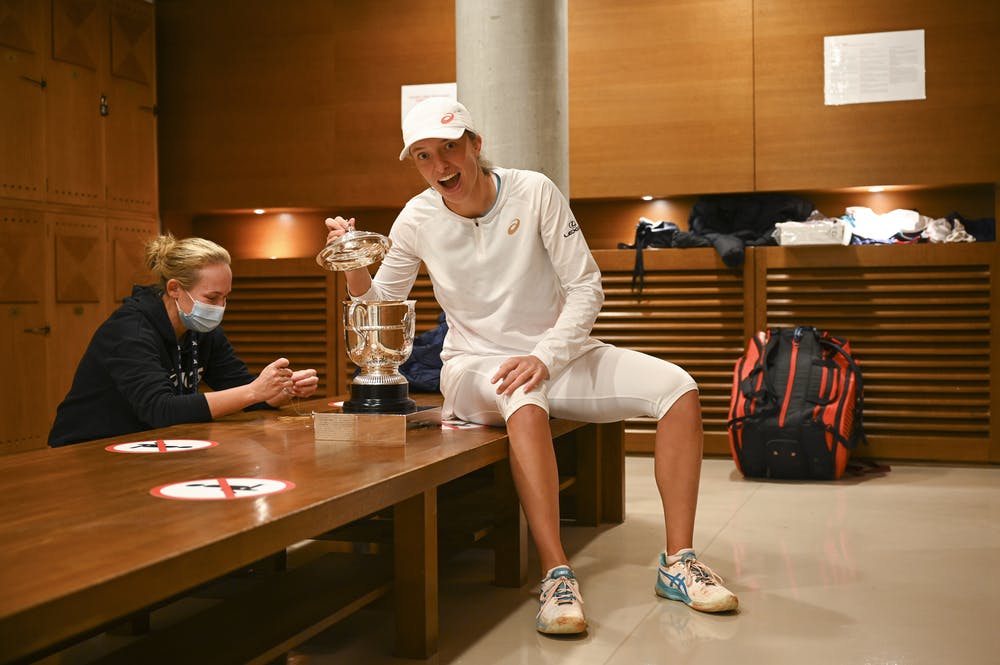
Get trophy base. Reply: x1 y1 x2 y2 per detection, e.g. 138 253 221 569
342 383 418 415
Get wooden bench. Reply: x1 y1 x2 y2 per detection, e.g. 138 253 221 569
0 395 623 663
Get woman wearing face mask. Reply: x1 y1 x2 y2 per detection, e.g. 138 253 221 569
47 234 318 447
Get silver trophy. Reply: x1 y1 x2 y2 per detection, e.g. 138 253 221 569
342 299 417 414
316 230 418 414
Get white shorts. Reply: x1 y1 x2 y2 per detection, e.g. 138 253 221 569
440 345 698 426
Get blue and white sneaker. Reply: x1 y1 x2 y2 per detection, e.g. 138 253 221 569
655 551 738 612
536 565 587 634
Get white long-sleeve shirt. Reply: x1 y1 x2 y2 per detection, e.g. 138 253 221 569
357 167 607 377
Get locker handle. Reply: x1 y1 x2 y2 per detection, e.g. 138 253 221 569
21 76 47 89
23 325 51 335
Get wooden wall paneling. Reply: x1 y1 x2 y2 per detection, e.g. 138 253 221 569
225 258 334 395
47 212 107 420
591 248 746 455
0 0 46 201
0 208 50 452
754 0 1000 190
154 0 340 212
328 1 454 207
568 0 755 199
756 243 995 463
105 0 157 213
992 239 1000 463
155 0 453 213
108 217 158 303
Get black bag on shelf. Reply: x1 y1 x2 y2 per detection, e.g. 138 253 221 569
627 218 678 292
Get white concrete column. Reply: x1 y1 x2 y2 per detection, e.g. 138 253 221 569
455 0 569 197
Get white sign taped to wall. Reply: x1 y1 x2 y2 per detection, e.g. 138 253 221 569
401 82 457 122
824 29 925 106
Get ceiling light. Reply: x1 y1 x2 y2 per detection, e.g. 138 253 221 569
867 186 885 193
254 209 266 215
641 195 653 201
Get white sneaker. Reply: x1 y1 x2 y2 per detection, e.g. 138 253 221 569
655 552 739 613
536 565 587 634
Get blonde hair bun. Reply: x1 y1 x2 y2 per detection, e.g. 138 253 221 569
145 233 231 290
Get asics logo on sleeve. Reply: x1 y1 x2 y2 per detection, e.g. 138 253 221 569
563 219 580 238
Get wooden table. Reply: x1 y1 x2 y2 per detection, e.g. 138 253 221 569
0 396 623 664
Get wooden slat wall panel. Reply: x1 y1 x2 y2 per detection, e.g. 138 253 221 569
754 244 998 463
223 246 998 464
226 259 334 395
592 249 746 455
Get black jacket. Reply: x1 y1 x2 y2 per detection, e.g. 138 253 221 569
48 285 257 447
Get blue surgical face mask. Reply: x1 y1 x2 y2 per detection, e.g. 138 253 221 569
177 289 225 333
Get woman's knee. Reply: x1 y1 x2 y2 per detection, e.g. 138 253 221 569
659 389 703 434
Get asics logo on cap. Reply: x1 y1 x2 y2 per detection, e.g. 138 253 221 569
441 112 455 124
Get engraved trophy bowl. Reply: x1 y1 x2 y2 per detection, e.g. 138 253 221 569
342 299 417 414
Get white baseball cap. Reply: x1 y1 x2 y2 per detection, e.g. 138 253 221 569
399 97 477 161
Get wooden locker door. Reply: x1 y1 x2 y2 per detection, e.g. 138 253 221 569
0 209 50 453
754 0 1000 190
46 0 104 206
0 0 46 202
106 0 156 213
568 0 755 198
108 217 157 306
47 213 107 418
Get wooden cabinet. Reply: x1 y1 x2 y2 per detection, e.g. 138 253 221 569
1 0 157 211
48 213 108 419
109 218 158 301
47 0 104 206
568 0 755 199
0 0 159 454
0 0 46 201
156 0 449 212
0 209 49 452
0 208 158 454
750 243 999 463
106 0 157 213
754 0 1000 190
155 1 996 211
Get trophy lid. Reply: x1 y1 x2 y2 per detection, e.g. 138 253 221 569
316 230 392 272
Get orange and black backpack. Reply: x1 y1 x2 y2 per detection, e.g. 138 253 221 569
728 326 866 480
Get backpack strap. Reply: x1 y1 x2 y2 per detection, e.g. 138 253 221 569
816 333 869 448
729 329 782 426
631 223 650 292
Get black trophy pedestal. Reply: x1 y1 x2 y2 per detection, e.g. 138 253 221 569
342 383 417 415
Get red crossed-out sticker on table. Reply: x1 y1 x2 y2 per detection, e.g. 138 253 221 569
104 439 219 454
150 478 295 500
106 439 219 454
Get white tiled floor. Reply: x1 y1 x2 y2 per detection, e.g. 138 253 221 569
288 456 1000 665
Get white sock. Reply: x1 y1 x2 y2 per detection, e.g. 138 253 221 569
665 548 696 565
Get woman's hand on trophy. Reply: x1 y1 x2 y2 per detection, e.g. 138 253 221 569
324 216 356 245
